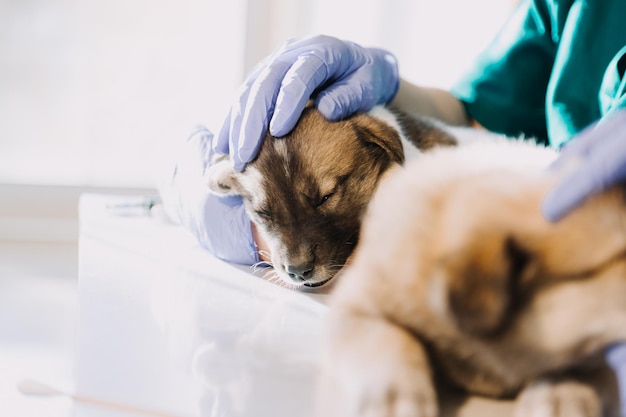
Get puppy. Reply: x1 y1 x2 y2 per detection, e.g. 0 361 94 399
318 138 626 417
207 104 456 289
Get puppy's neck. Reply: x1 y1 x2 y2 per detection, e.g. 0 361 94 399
367 106 458 158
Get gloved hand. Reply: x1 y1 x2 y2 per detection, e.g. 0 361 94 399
606 343 626 417
157 126 259 265
214 34 400 171
541 110 626 221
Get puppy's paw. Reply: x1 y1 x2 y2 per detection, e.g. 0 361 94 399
319 363 437 417
514 379 601 417
355 365 437 417
318 318 438 417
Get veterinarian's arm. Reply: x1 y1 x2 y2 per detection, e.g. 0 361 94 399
213 34 400 172
157 127 260 265
391 78 472 127
541 110 626 221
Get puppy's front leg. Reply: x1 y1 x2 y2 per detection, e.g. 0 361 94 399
317 311 437 417
514 377 602 417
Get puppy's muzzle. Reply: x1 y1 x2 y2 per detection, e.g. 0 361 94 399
279 256 334 288
285 262 314 282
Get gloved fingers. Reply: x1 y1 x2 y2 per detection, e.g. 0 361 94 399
215 83 252 158
549 110 626 171
218 59 294 171
267 36 378 133
214 56 273 156
277 34 348 62
606 343 626 368
215 110 232 155
542 111 626 221
269 53 330 137
168 179 259 265
215 37 331 156
315 51 398 120
541 167 601 222
158 128 259 264
542 135 626 221
216 34 398 171
315 72 377 120
198 194 259 265
235 44 345 165
233 59 298 169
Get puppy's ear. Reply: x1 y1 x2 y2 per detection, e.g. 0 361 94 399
351 114 405 165
445 235 532 336
206 157 242 197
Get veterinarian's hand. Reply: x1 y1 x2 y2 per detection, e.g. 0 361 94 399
157 126 259 265
215 34 400 171
542 110 626 221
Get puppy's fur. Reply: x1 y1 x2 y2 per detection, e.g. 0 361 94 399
318 138 626 417
207 104 455 288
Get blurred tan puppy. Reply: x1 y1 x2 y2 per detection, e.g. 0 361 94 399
319 139 626 417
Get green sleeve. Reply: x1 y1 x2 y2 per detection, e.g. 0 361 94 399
600 45 626 119
451 0 564 144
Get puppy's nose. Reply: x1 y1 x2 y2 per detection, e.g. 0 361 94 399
285 263 314 282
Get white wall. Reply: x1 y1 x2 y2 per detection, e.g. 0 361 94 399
245 0 514 88
0 0 514 190
0 0 247 188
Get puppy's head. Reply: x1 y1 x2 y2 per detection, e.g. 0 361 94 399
207 105 404 288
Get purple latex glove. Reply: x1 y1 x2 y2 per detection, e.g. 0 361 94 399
542 110 626 221
157 126 258 265
215 34 399 171
607 343 626 417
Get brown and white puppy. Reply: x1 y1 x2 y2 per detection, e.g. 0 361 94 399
318 138 626 417
207 104 456 289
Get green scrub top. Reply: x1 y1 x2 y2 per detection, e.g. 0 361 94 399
451 0 626 148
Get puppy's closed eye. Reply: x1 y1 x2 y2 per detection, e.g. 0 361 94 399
312 174 350 209
316 193 334 208
255 209 273 222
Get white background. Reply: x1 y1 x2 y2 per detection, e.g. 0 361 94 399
0 0 514 189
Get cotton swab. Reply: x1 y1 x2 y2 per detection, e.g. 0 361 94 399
18 378 188 417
